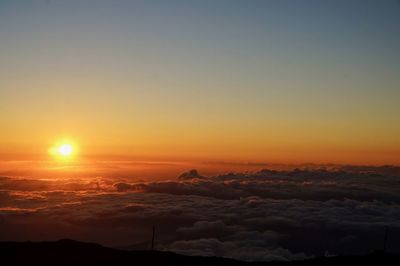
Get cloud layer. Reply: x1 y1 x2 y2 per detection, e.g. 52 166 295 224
1 166 400 261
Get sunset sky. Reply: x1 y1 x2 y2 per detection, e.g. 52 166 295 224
0 0 399 179
1 1 400 260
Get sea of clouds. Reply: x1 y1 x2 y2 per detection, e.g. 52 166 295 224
1 165 400 261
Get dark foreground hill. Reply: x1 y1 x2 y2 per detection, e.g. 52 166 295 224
0 239 399 265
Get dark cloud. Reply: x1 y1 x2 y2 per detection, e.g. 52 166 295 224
178 169 206 181
176 220 240 240
110 167 400 203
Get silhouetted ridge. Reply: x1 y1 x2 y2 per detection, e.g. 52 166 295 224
0 240 399 265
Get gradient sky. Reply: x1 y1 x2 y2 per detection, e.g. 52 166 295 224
1 0 399 167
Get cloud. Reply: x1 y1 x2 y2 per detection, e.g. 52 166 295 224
166 237 307 261
176 220 240 240
178 169 206 181
110 167 400 203
1 166 400 260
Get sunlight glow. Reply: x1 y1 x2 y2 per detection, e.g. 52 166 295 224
58 144 73 156
49 141 77 160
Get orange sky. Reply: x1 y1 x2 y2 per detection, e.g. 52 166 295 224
0 1 399 175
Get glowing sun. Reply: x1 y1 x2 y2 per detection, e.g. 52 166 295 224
49 141 76 159
58 144 73 156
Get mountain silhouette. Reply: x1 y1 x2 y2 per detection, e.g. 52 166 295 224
0 239 399 265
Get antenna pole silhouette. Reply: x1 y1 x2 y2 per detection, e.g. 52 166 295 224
151 225 156 251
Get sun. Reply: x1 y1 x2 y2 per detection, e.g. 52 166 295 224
49 141 77 159
58 144 73 156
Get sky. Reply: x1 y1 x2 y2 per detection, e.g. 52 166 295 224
1 1 400 260
0 0 399 176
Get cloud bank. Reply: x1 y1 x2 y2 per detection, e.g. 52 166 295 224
1 166 400 261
